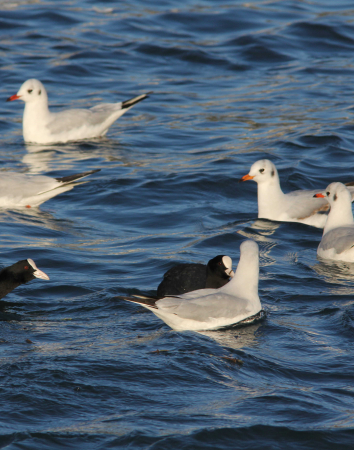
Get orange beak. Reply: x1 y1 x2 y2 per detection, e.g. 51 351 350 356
239 174 255 182
314 193 325 198
6 94 20 102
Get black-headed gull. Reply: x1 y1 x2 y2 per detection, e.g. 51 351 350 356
315 182 354 262
0 258 49 299
7 79 151 144
0 169 100 208
120 240 262 331
240 159 354 228
157 255 234 297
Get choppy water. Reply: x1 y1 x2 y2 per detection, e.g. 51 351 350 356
1 0 354 448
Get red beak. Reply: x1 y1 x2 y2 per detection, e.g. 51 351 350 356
314 193 325 198
6 94 20 102
239 174 255 182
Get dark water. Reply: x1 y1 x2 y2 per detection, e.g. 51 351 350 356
1 0 354 448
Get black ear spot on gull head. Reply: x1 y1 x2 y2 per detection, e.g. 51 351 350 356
38 90 41 95
271 170 275 177
334 193 337 201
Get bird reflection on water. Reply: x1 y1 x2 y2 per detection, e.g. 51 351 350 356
313 258 354 289
198 321 263 351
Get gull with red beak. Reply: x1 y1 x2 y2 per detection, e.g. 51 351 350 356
7 79 151 144
315 182 354 262
240 159 354 228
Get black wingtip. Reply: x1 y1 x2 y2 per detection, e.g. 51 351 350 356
121 92 152 109
114 294 159 308
55 169 101 184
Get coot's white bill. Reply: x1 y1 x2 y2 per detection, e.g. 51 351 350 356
27 258 50 280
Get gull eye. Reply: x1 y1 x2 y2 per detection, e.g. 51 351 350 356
259 168 265 173
24 266 29 270
218 262 222 266
326 191 330 196
27 89 33 94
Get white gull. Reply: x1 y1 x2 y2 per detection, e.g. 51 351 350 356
315 182 354 262
240 159 354 228
119 240 262 331
0 169 99 208
7 79 151 144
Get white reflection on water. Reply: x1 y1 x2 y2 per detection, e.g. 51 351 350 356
313 258 354 293
249 218 281 235
238 220 279 267
0 208 78 241
198 322 262 350
22 136 156 174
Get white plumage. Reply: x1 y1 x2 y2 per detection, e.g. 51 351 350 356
240 159 354 228
316 182 354 262
7 79 151 144
0 169 99 208
120 240 262 331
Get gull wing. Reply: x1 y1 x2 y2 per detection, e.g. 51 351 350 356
157 293 254 322
47 105 122 134
319 227 354 254
285 189 329 220
0 173 60 199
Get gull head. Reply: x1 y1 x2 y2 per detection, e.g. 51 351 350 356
7 79 47 104
314 182 351 206
240 159 278 184
240 239 259 258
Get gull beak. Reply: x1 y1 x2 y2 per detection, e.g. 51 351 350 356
239 174 255 182
6 94 21 102
314 193 325 198
226 268 235 277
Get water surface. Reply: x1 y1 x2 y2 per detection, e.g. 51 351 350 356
1 0 354 448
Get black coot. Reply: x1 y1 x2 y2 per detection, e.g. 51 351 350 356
157 255 234 298
0 258 49 300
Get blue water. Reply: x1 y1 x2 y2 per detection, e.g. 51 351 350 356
1 0 354 448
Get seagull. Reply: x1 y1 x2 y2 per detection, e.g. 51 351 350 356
0 258 49 300
0 169 100 208
315 182 354 262
7 79 151 144
157 255 235 298
119 240 262 331
240 159 354 228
